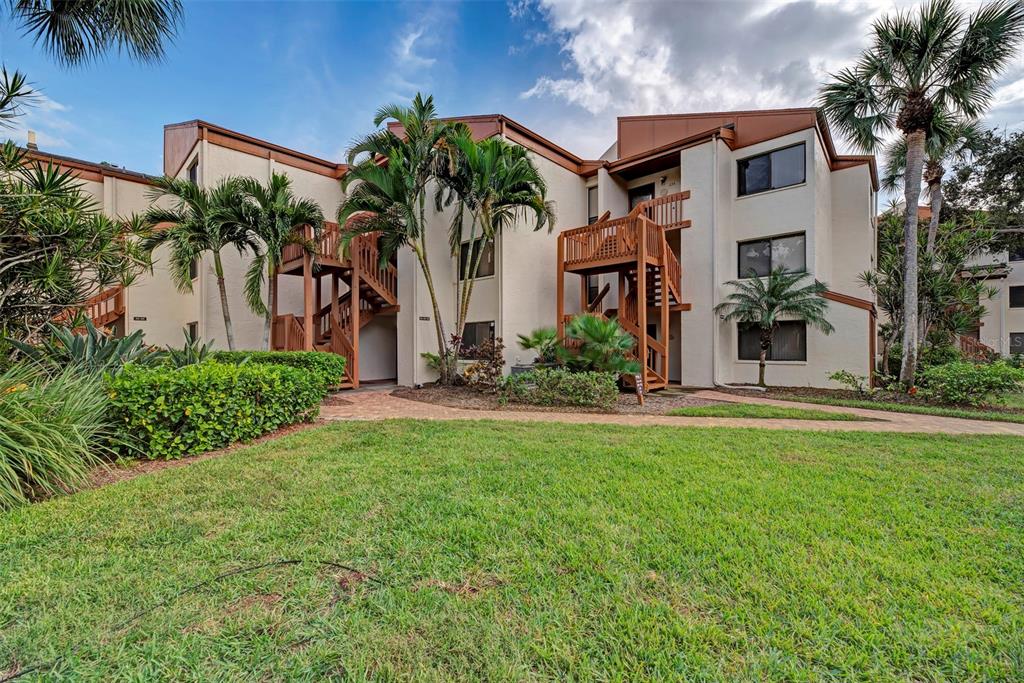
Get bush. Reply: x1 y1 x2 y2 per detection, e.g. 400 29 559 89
107 362 326 460
918 360 1024 406
212 351 347 387
0 365 113 509
498 368 618 410
8 319 162 374
460 337 505 392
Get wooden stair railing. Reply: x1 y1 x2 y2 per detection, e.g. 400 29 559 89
959 335 995 361
271 313 305 351
55 285 125 329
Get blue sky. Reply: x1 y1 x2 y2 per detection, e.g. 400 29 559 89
2 1 1022 176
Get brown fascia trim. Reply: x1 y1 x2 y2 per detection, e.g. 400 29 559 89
25 148 157 186
605 126 734 175
822 289 876 313
813 111 878 191
164 120 349 180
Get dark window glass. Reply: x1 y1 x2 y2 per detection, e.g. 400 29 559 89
738 321 806 361
1010 333 1024 354
186 321 198 341
189 258 198 280
588 186 599 224
737 232 806 278
1011 286 1024 308
459 238 495 280
461 321 494 351
187 159 198 184
628 183 655 210
586 274 600 305
1010 245 1024 262
738 143 806 196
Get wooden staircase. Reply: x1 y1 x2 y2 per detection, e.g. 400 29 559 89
54 285 126 330
557 190 691 391
272 225 398 389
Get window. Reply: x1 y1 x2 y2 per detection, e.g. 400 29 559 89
1010 333 1024 354
586 274 600 306
1010 245 1024 262
461 321 494 350
588 186 599 224
1010 286 1024 308
459 238 495 280
737 232 806 278
628 183 655 210
186 321 198 341
738 321 806 361
738 143 806 196
187 159 198 184
188 257 199 280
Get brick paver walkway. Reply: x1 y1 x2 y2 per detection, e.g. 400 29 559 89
320 388 1024 436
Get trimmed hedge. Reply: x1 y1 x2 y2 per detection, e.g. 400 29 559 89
498 368 619 410
107 362 326 460
918 360 1024 406
212 351 347 387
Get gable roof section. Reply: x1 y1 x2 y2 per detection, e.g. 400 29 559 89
25 149 155 185
617 108 878 190
163 120 348 179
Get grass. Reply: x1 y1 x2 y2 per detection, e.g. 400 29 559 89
666 403 868 420
767 393 1024 424
2 420 1024 680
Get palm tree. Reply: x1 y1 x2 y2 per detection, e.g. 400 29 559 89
8 0 184 67
715 269 834 388
818 0 1024 386
337 93 468 384
238 173 324 350
142 177 255 351
881 113 984 255
562 314 641 375
437 133 555 370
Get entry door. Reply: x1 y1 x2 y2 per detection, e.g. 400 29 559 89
629 184 655 210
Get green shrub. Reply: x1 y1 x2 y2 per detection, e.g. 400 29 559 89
212 351 347 387
498 368 618 410
918 360 1024 406
0 365 113 509
8 319 162 374
165 328 215 367
107 362 326 460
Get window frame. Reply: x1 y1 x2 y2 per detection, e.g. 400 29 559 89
458 237 495 281
188 257 199 281
628 183 655 210
736 231 807 279
460 320 495 356
1010 332 1024 354
737 142 806 197
187 158 199 185
186 321 199 341
1010 246 1024 262
1010 285 1024 309
587 186 599 224
737 321 807 362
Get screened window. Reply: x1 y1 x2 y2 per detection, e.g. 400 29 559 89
187 159 198 184
738 143 806 196
738 321 806 361
737 232 806 278
588 186 599 224
1011 286 1024 308
461 321 494 351
459 238 495 280
1010 333 1024 354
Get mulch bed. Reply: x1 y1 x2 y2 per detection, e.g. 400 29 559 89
391 384 724 416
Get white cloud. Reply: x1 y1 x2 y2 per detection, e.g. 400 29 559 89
4 93 76 149
394 27 437 69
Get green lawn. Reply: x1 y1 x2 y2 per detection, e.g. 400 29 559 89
667 403 868 420
770 393 1024 424
2 421 1023 680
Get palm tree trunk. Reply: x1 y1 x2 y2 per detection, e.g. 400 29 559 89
212 251 235 351
899 129 926 386
414 243 451 384
925 179 943 255
263 264 275 351
758 349 768 388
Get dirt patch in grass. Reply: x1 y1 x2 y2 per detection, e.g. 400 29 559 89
89 421 322 490
415 573 505 597
392 384 723 415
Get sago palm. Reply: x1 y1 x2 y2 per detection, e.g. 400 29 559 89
238 173 324 350
819 0 1024 386
437 133 556 362
715 269 834 388
142 176 255 351
337 93 467 383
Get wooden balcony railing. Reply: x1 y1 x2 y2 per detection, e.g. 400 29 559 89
959 335 995 361
640 190 690 230
55 285 125 328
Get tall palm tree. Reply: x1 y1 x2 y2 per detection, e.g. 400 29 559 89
337 93 468 384
238 172 324 350
141 177 255 351
437 133 555 369
9 0 184 67
818 0 1024 386
715 269 834 388
881 113 984 255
